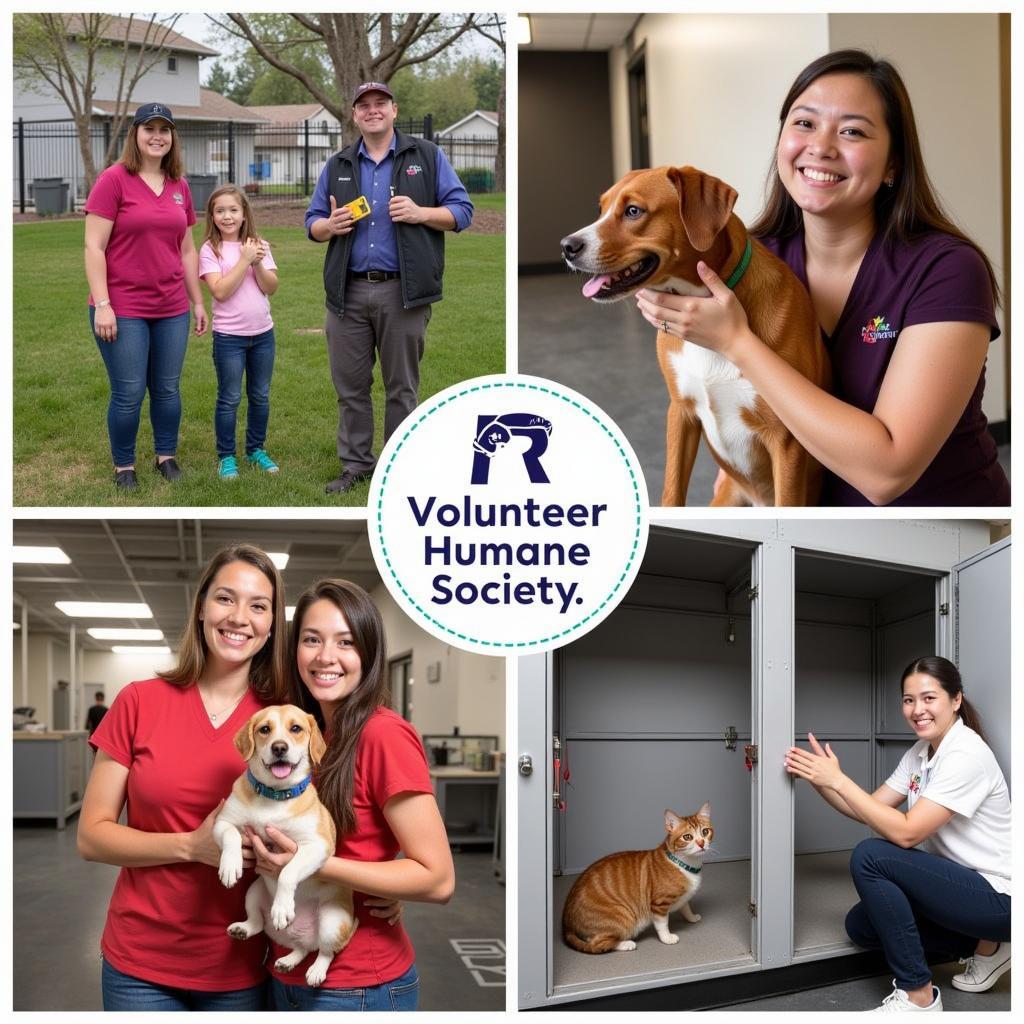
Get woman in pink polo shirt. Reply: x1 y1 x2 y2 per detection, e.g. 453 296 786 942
84 102 208 491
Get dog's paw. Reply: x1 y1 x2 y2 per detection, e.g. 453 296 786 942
218 853 244 888
271 896 296 931
227 921 256 941
305 963 328 988
273 955 298 974
689 913 702 923
659 933 680 945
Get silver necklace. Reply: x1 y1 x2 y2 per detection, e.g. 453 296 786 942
202 688 247 723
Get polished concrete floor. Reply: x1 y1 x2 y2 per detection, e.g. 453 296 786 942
520 272 1011 506
13 818 504 1012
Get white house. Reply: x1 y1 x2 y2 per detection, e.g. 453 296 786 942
13 15 267 206
245 103 342 189
435 109 498 178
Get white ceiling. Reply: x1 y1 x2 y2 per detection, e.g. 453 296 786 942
519 13 640 52
13 519 379 652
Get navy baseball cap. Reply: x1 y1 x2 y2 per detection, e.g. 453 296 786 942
133 102 175 126
352 82 394 106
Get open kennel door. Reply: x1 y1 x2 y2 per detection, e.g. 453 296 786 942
952 536 1010 785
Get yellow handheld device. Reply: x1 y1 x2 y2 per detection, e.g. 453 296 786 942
344 195 371 221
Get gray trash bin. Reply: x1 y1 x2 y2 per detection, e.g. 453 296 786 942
188 173 218 212
34 177 70 215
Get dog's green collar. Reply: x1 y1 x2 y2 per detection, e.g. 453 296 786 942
724 237 753 290
247 769 312 800
666 849 702 874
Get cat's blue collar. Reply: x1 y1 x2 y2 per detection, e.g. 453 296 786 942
247 769 311 800
666 849 702 874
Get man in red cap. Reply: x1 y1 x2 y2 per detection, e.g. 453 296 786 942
305 82 474 495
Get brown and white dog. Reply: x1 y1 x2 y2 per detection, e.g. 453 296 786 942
214 705 357 987
561 165 830 506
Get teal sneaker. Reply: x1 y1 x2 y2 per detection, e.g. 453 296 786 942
246 448 279 474
218 455 239 480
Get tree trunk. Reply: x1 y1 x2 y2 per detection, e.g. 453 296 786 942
495 76 505 192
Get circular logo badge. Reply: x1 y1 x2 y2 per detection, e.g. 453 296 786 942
368 374 649 654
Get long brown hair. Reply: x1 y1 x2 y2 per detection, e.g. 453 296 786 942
750 49 1000 305
901 655 986 742
120 118 185 180
159 544 288 701
201 185 261 259
285 579 389 834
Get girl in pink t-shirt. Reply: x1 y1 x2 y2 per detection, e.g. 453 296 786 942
199 186 280 481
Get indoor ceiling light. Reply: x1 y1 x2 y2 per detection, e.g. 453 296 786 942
111 645 172 655
56 601 152 618
517 14 532 45
13 546 71 564
268 552 289 570
88 628 164 641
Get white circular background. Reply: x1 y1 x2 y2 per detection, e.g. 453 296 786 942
368 374 649 654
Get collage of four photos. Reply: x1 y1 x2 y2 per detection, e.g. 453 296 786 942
9 7 1014 1016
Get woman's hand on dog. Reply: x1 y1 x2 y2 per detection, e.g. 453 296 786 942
636 262 751 360
188 800 255 868
247 824 297 878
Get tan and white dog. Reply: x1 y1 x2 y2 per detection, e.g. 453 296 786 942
561 165 830 507
214 705 357 987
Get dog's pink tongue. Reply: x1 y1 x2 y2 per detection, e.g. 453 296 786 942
582 274 611 299
271 763 293 779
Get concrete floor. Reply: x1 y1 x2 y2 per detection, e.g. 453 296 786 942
13 819 504 1012
520 272 1011 506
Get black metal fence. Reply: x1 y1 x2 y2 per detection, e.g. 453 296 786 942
13 113 499 212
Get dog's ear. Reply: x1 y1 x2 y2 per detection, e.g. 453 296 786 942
307 714 327 766
667 166 738 252
234 715 258 762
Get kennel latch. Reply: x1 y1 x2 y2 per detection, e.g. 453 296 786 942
747 585 758 601
725 725 738 751
518 755 533 777
748 901 757 918
744 744 758 772
939 602 950 615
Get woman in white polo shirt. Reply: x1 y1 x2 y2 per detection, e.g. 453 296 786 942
785 655 1010 1012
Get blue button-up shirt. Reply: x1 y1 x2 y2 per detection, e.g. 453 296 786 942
305 132 474 272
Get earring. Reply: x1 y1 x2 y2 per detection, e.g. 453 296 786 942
884 176 895 188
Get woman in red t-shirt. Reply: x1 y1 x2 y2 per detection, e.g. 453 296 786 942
250 578 455 1011
84 101 209 491
79 544 290 1010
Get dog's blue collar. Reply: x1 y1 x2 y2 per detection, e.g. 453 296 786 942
666 849 702 874
247 769 312 800
724 237 753 290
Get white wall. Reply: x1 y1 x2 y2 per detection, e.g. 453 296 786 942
616 14 829 221
372 584 505 748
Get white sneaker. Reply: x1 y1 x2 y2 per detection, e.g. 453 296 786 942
951 942 1011 992
869 980 943 1012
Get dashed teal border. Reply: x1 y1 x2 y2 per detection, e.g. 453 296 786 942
374 380 647 648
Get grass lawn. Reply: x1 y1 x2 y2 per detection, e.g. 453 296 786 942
14 206 504 507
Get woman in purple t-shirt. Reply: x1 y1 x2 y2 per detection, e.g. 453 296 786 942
636 50 1009 506
84 102 209 491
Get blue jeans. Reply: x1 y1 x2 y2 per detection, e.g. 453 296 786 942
845 838 1011 990
91 308 190 467
101 958 267 1011
269 963 419 1011
212 328 276 458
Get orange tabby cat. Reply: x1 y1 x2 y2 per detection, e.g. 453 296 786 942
562 802 712 953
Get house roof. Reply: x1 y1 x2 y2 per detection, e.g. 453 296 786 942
92 89 269 124
436 109 499 136
64 14 219 57
247 103 335 124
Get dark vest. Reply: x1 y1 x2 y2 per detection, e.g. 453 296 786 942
321 129 445 315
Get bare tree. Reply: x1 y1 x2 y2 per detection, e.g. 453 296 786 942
471 14 506 192
13 13 186 192
211 13 497 142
